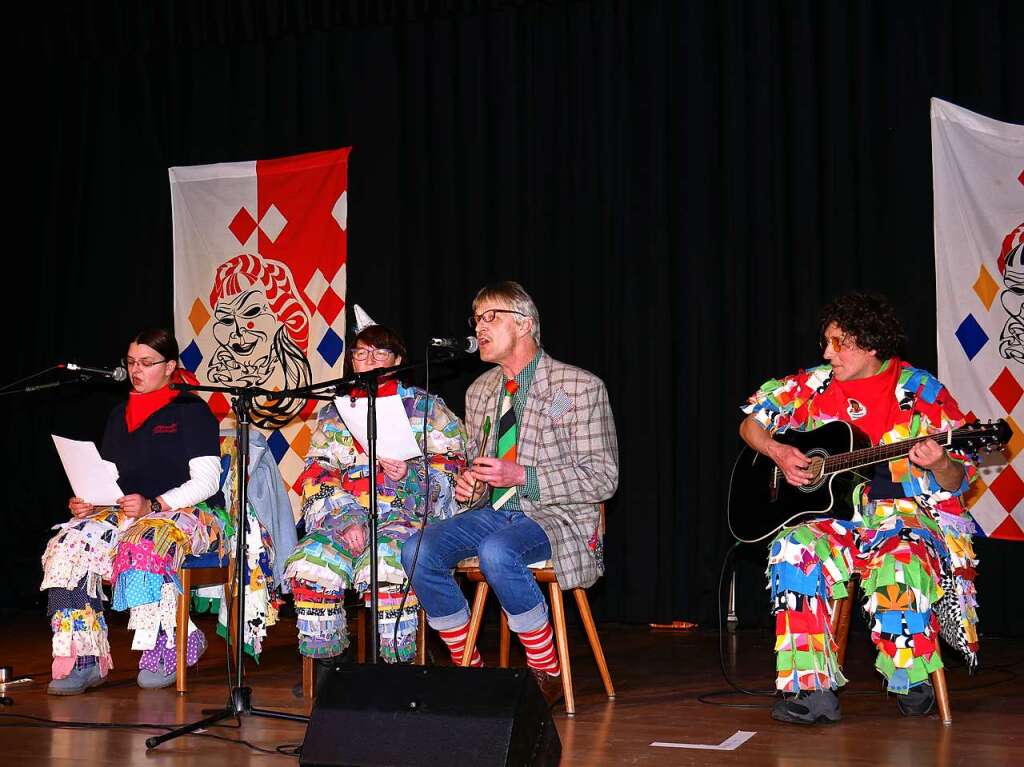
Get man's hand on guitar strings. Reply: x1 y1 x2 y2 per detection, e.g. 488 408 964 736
767 441 816 486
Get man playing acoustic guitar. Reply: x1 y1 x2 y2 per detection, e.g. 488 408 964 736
739 292 980 724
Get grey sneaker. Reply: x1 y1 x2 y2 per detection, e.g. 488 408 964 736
137 665 176 689
771 689 841 724
47 664 105 696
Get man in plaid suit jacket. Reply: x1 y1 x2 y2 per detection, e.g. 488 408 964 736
402 282 618 703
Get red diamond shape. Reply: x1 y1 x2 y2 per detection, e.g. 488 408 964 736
989 367 1024 414
207 392 232 422
228 207 258 245
299 398 318 421
991 515 1024 541
989 465 1024 514
291 474 306 496
317 287 345 325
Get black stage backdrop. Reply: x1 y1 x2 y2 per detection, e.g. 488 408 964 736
6 1 1023 639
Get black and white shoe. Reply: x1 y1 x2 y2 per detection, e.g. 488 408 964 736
771 689 842 724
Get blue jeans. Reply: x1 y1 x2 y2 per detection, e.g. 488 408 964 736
401 506 552 634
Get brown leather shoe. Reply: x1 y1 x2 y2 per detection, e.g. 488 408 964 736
530 667 565 708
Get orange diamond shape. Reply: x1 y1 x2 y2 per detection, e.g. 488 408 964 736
964 471 988 510
290 424 313 458
189 298 211 336
972 265 1000 311
1004 415 1024 462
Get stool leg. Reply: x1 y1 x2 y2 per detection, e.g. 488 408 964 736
499 611 511 668
462 582 489 667
176 569 191 694
415 607 427 666
226 561 239 654
548 583 575 716
573 588 615 699
833 596 853 669
355 606 366 663
932 666 953 725
303 655 315 700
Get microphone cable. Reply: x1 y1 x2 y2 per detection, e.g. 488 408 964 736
391 342 433 662
696 449 778 708
694 539 778 708
0 365 61 393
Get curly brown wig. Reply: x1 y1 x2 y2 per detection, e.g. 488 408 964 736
818 292 907 360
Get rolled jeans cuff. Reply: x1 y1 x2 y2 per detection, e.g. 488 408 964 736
425 605 472 632
506 599 549 634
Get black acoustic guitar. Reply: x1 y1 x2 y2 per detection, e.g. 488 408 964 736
728 419 1010 543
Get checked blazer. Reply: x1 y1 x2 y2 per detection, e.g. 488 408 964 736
465 351 618 590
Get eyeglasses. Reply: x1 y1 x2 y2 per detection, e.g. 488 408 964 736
819 333 853 353
467 309 527 329
122 356 167 369
351 347 394 362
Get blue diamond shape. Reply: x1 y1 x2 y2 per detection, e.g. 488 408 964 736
317 327 345 367
266 429 290 464
181 340 204 373
218 454 231 489
955 314 988 361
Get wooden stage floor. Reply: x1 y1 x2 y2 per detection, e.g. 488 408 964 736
1 611 1021 765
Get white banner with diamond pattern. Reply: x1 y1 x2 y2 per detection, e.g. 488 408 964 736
932 98 1023 539
170 148 350 520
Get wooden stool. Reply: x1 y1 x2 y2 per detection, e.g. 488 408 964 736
831 583 952 725
175 555 236 694
456 561 616 717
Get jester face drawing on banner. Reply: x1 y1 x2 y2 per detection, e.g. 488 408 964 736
207 252 313 428
998 223 1024 365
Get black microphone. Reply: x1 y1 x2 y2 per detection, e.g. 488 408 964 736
60 363 128 382
429 336 479 353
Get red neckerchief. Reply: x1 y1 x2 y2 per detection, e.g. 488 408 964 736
813 358 902 444
346 378 400 399
125 369 198 432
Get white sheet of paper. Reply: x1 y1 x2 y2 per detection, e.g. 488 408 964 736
335 394 423 461
52 435 124 505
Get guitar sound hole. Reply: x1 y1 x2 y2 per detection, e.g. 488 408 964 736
798 453 828 493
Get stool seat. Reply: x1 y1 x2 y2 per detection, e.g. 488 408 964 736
183 551 230 569
456 556 550 569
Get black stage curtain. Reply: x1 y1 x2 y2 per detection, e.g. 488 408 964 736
6 1 1023 638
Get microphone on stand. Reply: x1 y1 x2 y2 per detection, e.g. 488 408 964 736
429 336 479 353
59 363 128 382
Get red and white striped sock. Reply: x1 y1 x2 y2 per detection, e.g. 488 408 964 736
518 623 560 676
438 623 483 667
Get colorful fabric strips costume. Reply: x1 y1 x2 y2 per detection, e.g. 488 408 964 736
284 382 467 662
743 359 980 695
42 389 224 683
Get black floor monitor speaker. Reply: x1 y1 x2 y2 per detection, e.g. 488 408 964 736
299 663 561 767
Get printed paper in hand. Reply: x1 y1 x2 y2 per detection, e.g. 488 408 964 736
52 435 124 505
334 394 423 461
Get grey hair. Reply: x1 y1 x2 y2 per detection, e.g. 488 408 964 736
473 281 541 345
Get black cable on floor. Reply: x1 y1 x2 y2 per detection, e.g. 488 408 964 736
0 711 291 756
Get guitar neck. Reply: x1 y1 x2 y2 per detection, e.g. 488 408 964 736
823 430 951 475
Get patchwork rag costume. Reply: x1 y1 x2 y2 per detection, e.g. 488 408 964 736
42 389 223 682
743 359 980 696
284 381 467 662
